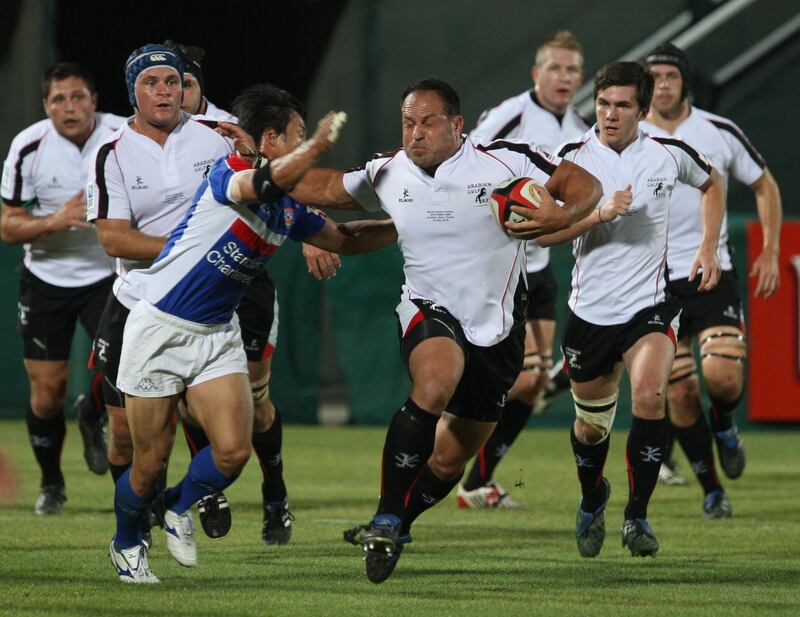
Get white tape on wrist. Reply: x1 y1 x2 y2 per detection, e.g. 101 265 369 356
328 111 348 143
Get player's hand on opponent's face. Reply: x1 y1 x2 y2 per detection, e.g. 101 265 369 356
303 243 342 280
750 250 780 298
310 111 348 152
505 184 568 239
689 246 721 292
50 190 92 231
599 185 633 222
216 121 259 162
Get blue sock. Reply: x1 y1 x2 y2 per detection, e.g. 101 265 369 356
169 446 235 515
114 469 155 549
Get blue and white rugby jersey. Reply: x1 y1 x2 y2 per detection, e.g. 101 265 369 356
117 153 326 325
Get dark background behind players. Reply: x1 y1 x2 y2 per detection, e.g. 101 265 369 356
1 0 798 425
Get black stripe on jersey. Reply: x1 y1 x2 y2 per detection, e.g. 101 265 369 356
709 119 766 169
651 137 713 174
491 114 522 141
6 139 42 205
194 119 219 130
478 140 558 176
557 141 584 158
93 141 118 219
346 147 402 174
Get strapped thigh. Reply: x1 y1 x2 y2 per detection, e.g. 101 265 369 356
700 329 747 364
669 338 697 385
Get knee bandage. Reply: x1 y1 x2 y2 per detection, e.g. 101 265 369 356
700 331 747 364
669 351 697 384
251 374 270 403
573 391 618 443
523 352 542 373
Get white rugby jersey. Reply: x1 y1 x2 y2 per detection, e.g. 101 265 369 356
118 153 325 325
471 90 588 274
86 112 232 308
641 107 765 278
343 136 561 346
202 99 236 123
1 113 124 286
557 126 712 325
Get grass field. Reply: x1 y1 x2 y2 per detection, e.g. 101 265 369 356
0 420 798 616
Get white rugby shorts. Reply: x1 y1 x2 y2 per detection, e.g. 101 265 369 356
117 300 248 397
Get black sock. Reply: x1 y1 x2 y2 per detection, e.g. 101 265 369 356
109 462 131 484
463 399 531 490
663 418 675 462
709 392 742 433
377 398 438 516
182 419 210 458
253 408 287 503
77 373 106 424
570 426 610 512
674 417 721 495
401 464 462 534
624 416 668 520
26 407 66 487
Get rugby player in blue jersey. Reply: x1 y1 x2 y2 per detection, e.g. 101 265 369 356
108 84 397 583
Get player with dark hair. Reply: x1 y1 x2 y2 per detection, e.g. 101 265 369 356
642 43 783 517
289 76 602 582
159 40 309 545
539 61 725 558
107 84 395 583
1 62 124 514
462 30 588 508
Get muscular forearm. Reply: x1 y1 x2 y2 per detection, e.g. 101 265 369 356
549 161 603 226
753 169 782 256
309 219 397 255
699 172 725 252
291 168 361 210
537 208 603 247
97 226 166 259
0 208 56 244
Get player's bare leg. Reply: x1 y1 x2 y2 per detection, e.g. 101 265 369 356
698 325 747 479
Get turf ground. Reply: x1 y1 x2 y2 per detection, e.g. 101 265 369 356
0 420 797 616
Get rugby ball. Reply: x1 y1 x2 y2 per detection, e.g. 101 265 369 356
489 177 544 234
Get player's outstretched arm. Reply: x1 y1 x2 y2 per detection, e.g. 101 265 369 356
229 111 348 204
305 217 397 255
749 168 782 298
291 168 363 210
505 160 601 239
302 243 342 280
689 168 724 292
94 218 166 259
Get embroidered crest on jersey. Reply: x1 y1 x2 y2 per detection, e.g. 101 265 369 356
647 176 668 198
46 176 63 189
283 206 295 228
399 188 414 203
193 158 215 174
467 181 492 205
131 176 148 190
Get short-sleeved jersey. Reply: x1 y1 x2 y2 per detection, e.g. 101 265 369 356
203 99 236 123
118 153 326 325
86 112 232 307
343 136 561 346
1 113 124 286
557 127 712 325
471 91 589 274
641 107 765 278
